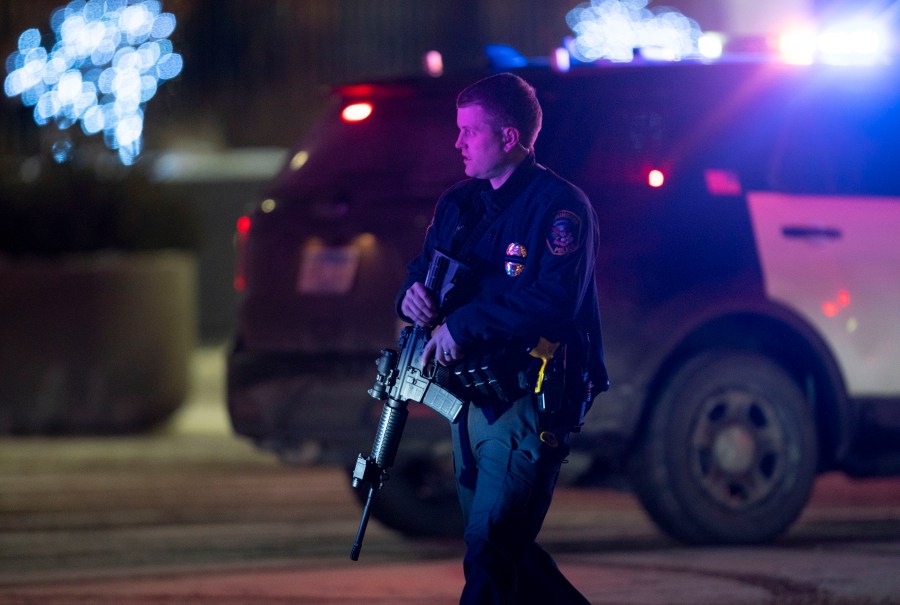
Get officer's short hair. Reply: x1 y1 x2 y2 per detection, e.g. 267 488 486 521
457 73 542 151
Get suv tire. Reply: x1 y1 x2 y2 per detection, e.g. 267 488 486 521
628 350 817 544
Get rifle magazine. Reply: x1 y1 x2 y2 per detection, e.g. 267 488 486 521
421 383 464 423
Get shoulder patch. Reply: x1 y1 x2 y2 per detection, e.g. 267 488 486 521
547 210 582 256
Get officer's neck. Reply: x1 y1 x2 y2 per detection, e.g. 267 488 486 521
488 146 530 190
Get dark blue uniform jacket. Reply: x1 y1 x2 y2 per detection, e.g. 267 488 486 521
398 154 609 400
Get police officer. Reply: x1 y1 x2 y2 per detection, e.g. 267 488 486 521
399 73 607 605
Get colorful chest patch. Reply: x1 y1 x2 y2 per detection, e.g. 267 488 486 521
547 210 582 256
504 242 527 276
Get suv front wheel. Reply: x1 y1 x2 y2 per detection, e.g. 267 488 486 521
627 350 818 544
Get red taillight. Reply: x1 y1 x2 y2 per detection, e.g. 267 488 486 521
648 169 665 188
341 102 373 123
234 216 250 292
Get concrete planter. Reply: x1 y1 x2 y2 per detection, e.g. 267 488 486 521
0 251 197 434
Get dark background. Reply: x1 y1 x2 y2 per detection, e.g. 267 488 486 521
0 1 877 153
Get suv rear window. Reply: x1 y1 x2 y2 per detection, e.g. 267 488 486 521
273 90 460 204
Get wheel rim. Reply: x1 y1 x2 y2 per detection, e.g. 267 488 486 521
690 387 788 510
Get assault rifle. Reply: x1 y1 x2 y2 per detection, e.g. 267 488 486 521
349 249 467 561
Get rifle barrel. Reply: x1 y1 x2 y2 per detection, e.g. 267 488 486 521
350 484 376 561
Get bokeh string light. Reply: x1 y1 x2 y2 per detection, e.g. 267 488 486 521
4 0 182 165
566 0 702 63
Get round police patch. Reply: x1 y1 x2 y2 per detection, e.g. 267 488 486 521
547 210 582 256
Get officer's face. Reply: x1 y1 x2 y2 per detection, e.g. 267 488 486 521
455 104 507 184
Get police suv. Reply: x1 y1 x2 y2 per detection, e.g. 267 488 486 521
227 48 900 544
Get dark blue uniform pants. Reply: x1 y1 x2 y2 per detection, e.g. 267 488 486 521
451 393 590 605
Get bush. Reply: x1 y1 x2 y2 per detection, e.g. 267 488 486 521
0 161 200 256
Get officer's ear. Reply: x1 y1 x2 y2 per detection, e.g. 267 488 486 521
501 127 520 152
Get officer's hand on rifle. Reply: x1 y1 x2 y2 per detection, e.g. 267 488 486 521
421 323 460 367
401 282 439 327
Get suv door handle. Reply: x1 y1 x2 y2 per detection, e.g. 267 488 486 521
781 226 842 240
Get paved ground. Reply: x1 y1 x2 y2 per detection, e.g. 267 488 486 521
4 537 900 604
1 346 899 604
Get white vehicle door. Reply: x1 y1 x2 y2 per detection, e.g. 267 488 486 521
748 191 900 396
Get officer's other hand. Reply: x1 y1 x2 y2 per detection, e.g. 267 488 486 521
421 323 461 367
401 282 438 327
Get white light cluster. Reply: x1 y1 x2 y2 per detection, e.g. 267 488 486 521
566 0 703 63
4 0 182 165
779 22 890 65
